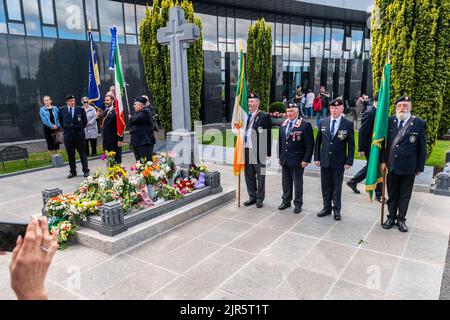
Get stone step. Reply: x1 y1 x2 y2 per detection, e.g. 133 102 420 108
74 188 236 254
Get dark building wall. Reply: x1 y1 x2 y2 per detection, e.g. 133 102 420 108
0 34 147 143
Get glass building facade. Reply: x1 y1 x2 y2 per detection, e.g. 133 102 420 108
0 0 371 142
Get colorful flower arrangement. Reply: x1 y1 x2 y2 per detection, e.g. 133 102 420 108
189 163 208 179
174 178 196 195
156 183 183 201
48 217 76 250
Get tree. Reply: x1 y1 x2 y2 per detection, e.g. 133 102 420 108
246 19 272 112
139 0 203 133
371 0 449 157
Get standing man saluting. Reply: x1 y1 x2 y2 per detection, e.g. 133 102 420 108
59 95 89 178
380 96 427 232
243 93 272 209
278 100 314 214
315 97 355 221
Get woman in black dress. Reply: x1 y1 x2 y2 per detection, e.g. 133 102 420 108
38 96 61 155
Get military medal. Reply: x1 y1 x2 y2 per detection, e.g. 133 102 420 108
409 135 416 143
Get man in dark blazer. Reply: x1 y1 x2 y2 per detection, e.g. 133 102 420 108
243 93 272 208
380 96 427 232
347 95 382 201
101 94 123 164
59 94 89 178
314 97 355 221
129 96 155 161
278 101 314 214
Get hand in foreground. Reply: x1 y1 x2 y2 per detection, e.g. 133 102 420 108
301 161 309 168
9 216 59 300
315 161 320 167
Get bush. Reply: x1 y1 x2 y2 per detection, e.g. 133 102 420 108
269 102 286 114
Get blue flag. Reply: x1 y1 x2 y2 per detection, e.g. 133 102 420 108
88 30 103 110
108 26 118 71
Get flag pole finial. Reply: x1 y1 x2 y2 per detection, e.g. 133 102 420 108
387 48 391 64
240 40 244 52
88 19 92 32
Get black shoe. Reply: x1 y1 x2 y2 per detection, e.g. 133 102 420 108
243 199 256 206
382 217 396 229
375 195 383 203
67 173 77 179
317 208 332 217
278 202 291 210
333 210 341 221
397 221 408 233
293 207 302 214
83 172 90 178
346 181 360 194
256 201 263 208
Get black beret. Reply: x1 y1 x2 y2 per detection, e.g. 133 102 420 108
134 95 148 104
395 95 410 104
65 94 75 101
286 100 299 109
330 97 343 106
248 93 260 100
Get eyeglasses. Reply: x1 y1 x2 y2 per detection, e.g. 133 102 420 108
82 101 88 104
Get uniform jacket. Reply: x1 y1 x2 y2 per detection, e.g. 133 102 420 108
101 107 123 147
358 106 376 153
380 115 427 175
84 105 98 139
58 105 87 141
130 108 155 148
246 110 272 164
314 116 355 168
279 117 314 167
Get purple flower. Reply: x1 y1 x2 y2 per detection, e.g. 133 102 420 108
101 154 107 161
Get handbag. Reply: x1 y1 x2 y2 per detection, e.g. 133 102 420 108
53 128 64 144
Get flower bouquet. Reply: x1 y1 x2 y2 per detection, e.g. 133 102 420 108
44 194 77 218
48 217 76 250
174 178 196 195
156 183 183 201
189 163 208 179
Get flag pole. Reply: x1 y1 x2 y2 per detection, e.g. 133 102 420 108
380 51 390 225
237 40 245 208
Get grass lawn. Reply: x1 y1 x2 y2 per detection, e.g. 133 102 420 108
0 144 131 175
201 128 450 168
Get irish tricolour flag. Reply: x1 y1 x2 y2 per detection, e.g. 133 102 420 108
231 50 248 176
108 26 126 138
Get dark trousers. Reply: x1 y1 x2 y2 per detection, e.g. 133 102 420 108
64 139 89 174
349 153 382 197
103 144 122 164
132 144 154 162
244 148 266 202
321 166 345 211
85 139 97 156
282 166 304 208
386 172 415 222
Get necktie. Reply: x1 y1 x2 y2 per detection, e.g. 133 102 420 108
286 121 293 139
245 113 252 143
398 120 405 130
331 119 336 138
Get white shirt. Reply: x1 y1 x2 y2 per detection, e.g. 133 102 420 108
306 92 315 104
330 115 342 137
244 109 259 148
397 114 410 128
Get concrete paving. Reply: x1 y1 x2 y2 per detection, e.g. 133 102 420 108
0 152 449 300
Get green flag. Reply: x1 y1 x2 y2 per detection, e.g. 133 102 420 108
365 63 391 200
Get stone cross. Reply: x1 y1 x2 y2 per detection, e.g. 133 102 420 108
157 7 200 131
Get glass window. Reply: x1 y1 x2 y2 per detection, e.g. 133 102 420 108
24 0 41 36
275 22 282 47
227 43 235 52
126 34 137 45
283 23 289 47
219 42 226 53
40 0 55 25
56 0 86 40
227 17 234 43
198 13 217 51
136 5 146 34
0 0 8 33
85 0 98 30
283 47 289 60
8 22 24 34
290 24 304 61
304 23 311 48
351 27 363 58
98 0 124 43
325 26 331 50
218 16 225 42
331 27 344 58
275 47 282 56
6 0 22 21
124 3 136 34
42 25 57 38
311 26 324 57
235 18 250 52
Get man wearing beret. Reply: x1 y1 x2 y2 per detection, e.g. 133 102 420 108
380 96 427 232
278 101 314 214
58 94 89 178
347 95 383 202
243 93 272 208
314 97 355 221
129 96 155 162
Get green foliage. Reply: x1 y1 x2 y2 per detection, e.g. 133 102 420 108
371 0 449 157
269 102 286 113
246 19 272 112
139 0 203 133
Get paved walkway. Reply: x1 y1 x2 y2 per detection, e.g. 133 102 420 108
0 153 449 300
